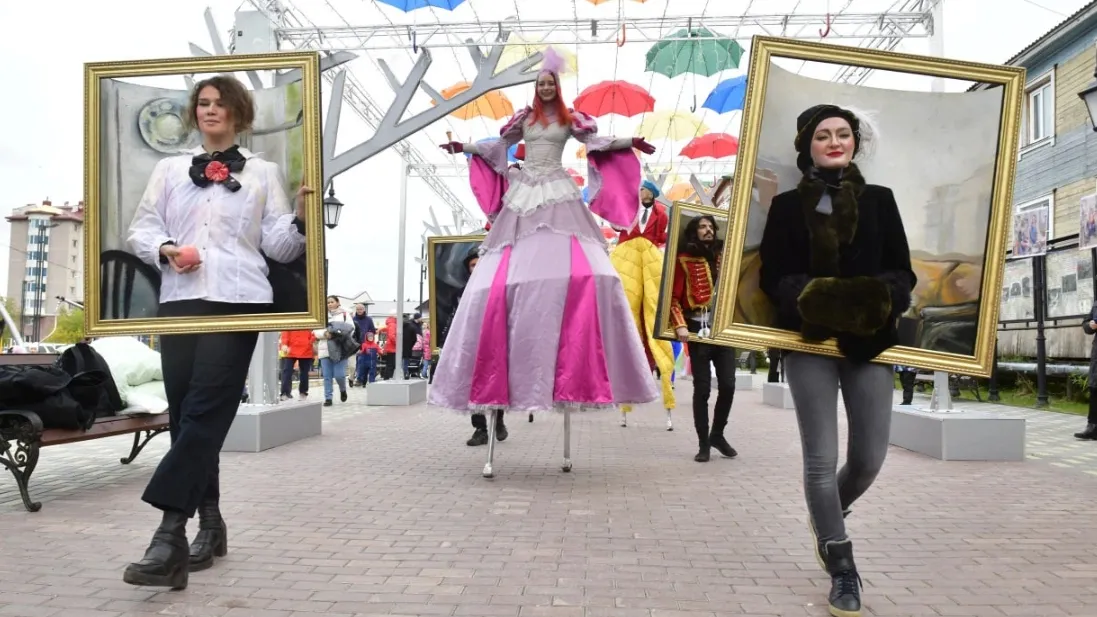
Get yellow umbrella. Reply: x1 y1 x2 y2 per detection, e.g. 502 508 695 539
635 111 709 141
497 34 579 74
433 81 514 121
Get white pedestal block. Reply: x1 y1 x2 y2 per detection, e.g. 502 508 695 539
735 373 755 390
763 382 796 409
889 405 1026 461
223 399 322 453
367 379 428 406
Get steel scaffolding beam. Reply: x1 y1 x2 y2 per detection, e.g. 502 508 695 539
275 11 935 52
245 0 478 230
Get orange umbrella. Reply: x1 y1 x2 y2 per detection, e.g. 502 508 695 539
665 183 697 202
576 145 586 159
433 81 514 121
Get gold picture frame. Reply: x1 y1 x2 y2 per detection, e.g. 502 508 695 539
654 201 732 344
712 36 1025 378
83 52 326 336
427 233 487 356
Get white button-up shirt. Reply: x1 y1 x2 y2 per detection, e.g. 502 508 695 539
126 147 307 305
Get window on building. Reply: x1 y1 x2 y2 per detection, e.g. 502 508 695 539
1023 70 1054 148
72 239 77 248
71 255 76 264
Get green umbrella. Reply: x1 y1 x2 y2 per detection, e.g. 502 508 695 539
645 28 744 78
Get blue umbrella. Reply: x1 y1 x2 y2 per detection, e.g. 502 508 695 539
702 75 748 114
508 143 520 163
376 0 466 10
582 186 591 204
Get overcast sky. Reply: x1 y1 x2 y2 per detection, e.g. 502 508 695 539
0 0 1089 305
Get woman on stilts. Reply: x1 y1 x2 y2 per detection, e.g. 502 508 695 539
430 48 659 476
759 104 915 617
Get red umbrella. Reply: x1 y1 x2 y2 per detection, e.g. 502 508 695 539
601 226 617 240
574 81 655 118
566 168 585 187
680 133 739 159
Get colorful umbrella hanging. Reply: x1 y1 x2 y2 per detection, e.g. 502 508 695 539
645 28 744 78
702 75 748 114
433 81 514 121
680 133 739 159
576 145 587 159
497 34 579 74
665 183 697 202
635 110 709 141
566 168 585 187
574 80 656 118
376 0 467 11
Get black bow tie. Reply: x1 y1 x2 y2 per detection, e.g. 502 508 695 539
189 145 247 192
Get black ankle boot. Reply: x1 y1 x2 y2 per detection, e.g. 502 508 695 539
123 510 190 590
694 438 711 462
824 539 862 617
467 428 488 446
189 501 228 572
709 433 738 458
1075 423 1097 440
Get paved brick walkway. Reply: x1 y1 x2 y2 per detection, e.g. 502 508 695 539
1 377 1096 617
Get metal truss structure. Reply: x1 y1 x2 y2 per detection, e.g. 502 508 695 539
242 0 941 232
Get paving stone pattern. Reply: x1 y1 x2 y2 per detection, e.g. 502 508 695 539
1 378 1096 617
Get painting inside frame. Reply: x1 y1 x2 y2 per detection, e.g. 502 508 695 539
427 234 486 356
653 202 731 344
84 53 326 337
712 37 1024 377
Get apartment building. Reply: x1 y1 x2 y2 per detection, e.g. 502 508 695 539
4 199 85 340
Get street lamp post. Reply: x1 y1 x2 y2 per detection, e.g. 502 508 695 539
322 185 345 292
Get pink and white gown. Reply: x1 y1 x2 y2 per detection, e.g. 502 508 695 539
428 107 659 413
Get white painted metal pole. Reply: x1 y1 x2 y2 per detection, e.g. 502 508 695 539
247 332 280 405
394 162 409 380
929 0 946 93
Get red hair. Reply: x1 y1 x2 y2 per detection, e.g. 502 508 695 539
529 72 572 128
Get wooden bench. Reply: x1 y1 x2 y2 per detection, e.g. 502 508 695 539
0 353 169 512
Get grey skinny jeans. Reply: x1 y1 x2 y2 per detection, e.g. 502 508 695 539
784 352 894 544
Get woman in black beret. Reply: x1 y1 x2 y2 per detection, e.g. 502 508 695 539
758 104 916 617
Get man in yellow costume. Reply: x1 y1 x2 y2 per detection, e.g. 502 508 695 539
610 180 676 430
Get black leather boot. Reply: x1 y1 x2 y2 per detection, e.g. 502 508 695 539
1075 423 1097 440
189 501 228 572
824 539 862 617
694 438 711 462
123 510 190 590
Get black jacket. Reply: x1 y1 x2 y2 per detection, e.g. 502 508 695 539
758 169 916 363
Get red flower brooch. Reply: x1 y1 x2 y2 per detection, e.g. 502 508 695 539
204 160 230 183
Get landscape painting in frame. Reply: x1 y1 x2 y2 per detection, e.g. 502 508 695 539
428 234 487 356
711 36 1024 377
84 52 326 336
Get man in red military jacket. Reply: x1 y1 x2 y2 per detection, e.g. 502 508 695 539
610 180 677 430
670 214 738 463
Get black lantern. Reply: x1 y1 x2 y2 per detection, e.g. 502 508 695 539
323 185 344 230
1080 48 1097 132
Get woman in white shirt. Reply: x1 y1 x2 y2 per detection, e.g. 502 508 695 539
314 296 353 406
122 75 312 590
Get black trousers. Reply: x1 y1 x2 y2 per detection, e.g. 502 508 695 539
898 370 917 404
1089 389 1097 424
281 357 313 396
767 349 782 383
381 353 396 380
471 410 507 430
686 334 736 446
142 300 262 517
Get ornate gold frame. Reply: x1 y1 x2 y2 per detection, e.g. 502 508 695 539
712 36 1025 378
427 233 486 356
83 52 326 336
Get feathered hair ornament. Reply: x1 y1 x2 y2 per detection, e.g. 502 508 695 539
539 46 567 77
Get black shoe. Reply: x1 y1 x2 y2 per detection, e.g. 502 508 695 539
467 428 488 446
323 399 332 407
709 434 738 459
189 501 227 572
496 424 509 442
123 510 190 590
340 390 348 403
694 446 711 462
1075 423 1097 440
824 540 862 617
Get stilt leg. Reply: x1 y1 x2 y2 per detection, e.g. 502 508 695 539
483 409 498 478
562 406 573 472
666 409 673 431
528 412 534 423
620 404 629 427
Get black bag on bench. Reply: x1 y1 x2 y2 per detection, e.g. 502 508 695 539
0 364 100 431
56 343 124 418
